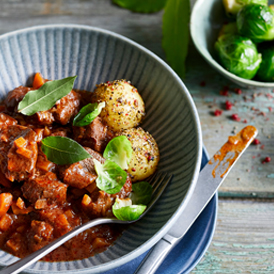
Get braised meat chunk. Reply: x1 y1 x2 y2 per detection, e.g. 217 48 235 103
73 116 113 152
58 147 104 189
54 90 81 125
0 113 17 130
33 90 81 126
21 172 67 209
4 86 33 112
0 125 38 182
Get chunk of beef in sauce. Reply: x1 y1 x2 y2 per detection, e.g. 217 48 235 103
0 113 17 130
3 86 33 112
82 175 132 218
21 172 67 209
58 147 104 189
27 220 54 253
73 116 114 153
0 125 38 182
34 90 81 126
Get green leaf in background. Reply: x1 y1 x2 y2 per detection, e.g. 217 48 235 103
94 159 127 194
18 76 77 116
41 136 91 165
112 198 146 221
103 136 133 170
73 102 105 127
112 0 167 13
130 181 153 205
162 0 190 78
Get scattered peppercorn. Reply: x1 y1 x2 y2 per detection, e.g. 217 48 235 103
262 157 271 164
225 100 233 110
234 88 242 94
231 114 241 121
214 109 223 116
253 139 260 145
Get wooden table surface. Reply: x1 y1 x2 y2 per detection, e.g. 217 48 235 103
1 0 274 273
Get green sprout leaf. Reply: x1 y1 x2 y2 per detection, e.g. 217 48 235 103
112 0 167 13
73 102 105 127
103 136 133 170
112 197 146 221
94 159 127 194
41 136 91 165
18 76 77 116
130 181 153 205
162 0 190 78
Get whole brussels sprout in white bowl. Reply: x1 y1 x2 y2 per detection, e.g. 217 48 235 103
191 0 274 87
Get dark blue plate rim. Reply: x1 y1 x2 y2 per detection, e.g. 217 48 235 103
105 146 217 274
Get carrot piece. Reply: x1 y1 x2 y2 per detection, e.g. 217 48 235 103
16 147 32 158
16 197 26 210
0 214 13 231
33 72 45 89
14 137 27 148
11 204 33 215
0 193 13 217
82 194 91 207
56 214 70 227
36 159 55 172
92 237 109 249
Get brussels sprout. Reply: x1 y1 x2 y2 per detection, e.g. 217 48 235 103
223 0 267 17
237 4 274 43
103 136 133 170
256 43 274 81
218 22 238 38
215 34 262 79
112 198 146 221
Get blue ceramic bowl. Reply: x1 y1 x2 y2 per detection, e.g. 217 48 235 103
0 24 202 273
190 0 274 88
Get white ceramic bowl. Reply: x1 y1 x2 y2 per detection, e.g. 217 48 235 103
191 0 274 88
0 24 202 273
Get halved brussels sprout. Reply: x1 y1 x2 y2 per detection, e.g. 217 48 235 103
215 34 262 79
237 4 274 43
256 42 274 81
112 198 146 221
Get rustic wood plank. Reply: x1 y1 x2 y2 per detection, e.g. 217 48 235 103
193 199 274 273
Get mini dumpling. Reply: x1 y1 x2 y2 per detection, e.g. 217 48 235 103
91 80 145 131
119 127 160 182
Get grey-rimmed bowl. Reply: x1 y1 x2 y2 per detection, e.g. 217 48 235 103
190 0 274 88
0 24 202 273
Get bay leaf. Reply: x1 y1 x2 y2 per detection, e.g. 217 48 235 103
18 76 77 116
41 136 91 165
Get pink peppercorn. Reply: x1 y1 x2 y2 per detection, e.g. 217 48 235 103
214 109 223 116
225 100 233 110
231 114 241 121
234 88 242 94
253 139 260 145
262 157 271 164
